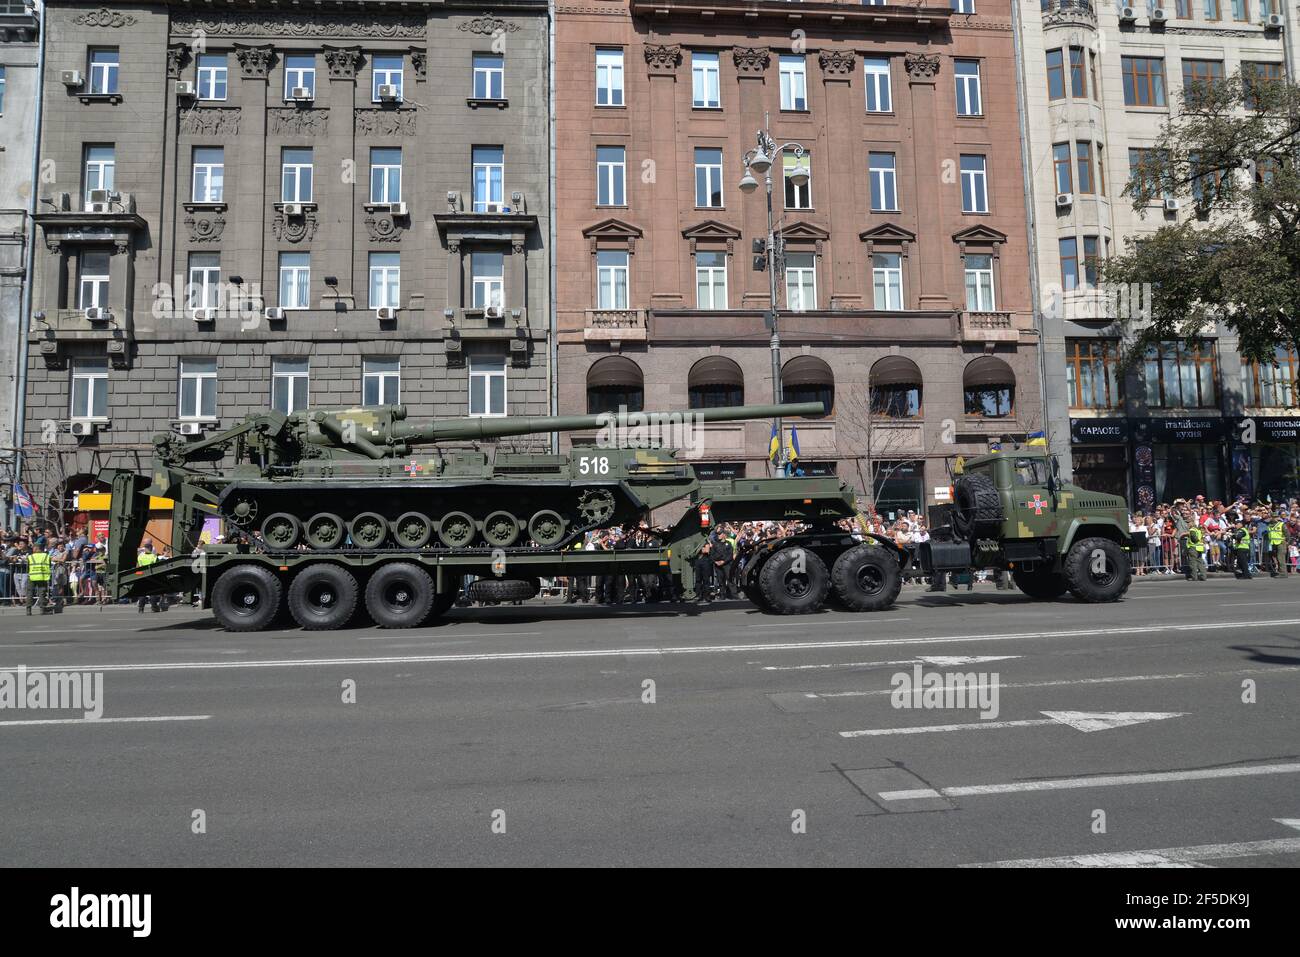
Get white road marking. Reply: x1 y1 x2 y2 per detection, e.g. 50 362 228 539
763 655 1021 672
878 761 1300 802
356 631 544 641
750 618 909 629
0 715 211 728
967 837 1300 867
1222 600 1300 606
7 617 1300 675
840 710 1185 738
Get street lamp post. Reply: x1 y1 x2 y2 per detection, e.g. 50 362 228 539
739 124 808 478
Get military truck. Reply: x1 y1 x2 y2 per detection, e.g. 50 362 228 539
920 447 1143 602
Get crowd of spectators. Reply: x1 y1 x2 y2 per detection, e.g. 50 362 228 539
1129 496 1298 578
1 525 115 608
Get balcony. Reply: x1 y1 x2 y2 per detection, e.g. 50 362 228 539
961 311 1019 345
584 309 647 345
1041 0 1097 26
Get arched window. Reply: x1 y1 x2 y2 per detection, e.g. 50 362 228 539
963 355 1016 418
781 355 834 417
688 356 744 409
869 356 923 418
586 355 644 414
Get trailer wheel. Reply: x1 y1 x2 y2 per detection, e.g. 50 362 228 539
287 564 359 630
212 565 284 632
364 562 435 628
1062 537 1132 603
831 544 902 612
467 577 539 603
1011 566 1070 600
758 547 830 615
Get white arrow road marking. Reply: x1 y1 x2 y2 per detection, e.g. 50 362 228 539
840 710 1185 738
763 655 1020 672
1274 818 1300 831
0 715 211 728
878 761 1300 802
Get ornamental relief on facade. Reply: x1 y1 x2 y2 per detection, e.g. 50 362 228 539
269 108 330 136
355 109 417 137
364 216 406 243
458 16 520 36
904 52 941 80
73 8 137 28
185 213 226 244
732 47 770 76
179 106 242 137
323 46 364 80
234 44 275 79
819 50 856 77
167 44 192 80
644 44 682 74
272 209 319 244
171 14 427 40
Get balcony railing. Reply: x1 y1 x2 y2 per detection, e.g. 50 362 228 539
583 309 647 342
961 311 1018 343
1041 0 1097 23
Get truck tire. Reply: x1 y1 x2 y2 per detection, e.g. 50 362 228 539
1011 566 1069 600
212 565 284 632
1062 537 1132 603
758 547 830 615
424 588 457 624
742 581 771 611
467 578 539 603
364 562 434 628
287 564 359 630
951 473 1004 539
831 544 902 612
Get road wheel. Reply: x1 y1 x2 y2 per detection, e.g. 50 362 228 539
261 512 302 550
758 547 830 615
287 564 358 630
951 473 1004 539
482 511 521 548
364 562 435 628
437 511 476 548
392 512 433 549
831 543 902 612
304 512 346 550
527 509 568 547
1011 566 1069 600
1063 537 1132 603
349 511 389 549
467 577 539 603
211 565 283 632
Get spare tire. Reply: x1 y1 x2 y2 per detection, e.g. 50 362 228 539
468 577 539 603
951 472 1004 539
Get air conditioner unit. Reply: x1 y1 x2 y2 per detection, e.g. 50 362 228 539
290 87 314 101
375 306 397 320
485 305 503 319
88 189 112 205
69 420 97 438
389 202 409 217
176 421 204 436
1055 192 1073 207
1119 5 1137 20
61 70 83 87
1163 197 1180 211
1265 12 1283 27
283 203 305 217
377 84 401 101
83 306 110 321
482 202 505 214
191 307 216 322
1151 7 1168 22
176 81 197 98
264 306 286 321
88 203 110 213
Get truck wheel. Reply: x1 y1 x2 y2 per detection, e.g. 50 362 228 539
212 565 284 632
758 547 830 615
424 588 457 624
467 578 539 603
742 581 771 611
364 562 434 628
1063 537 1132 603
287 564 358 630
831 544 902 612
951 473 1004 539
1011 567 1069 600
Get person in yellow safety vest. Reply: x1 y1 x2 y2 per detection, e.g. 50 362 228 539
25 536 58 615
1232 522 1253 580
1266 516 1287 578
1184 524 1208 581
136 541 163 613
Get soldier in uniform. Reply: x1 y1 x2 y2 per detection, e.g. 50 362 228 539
1183 522 1208 582
1266 512 1287 578
135 542 163 612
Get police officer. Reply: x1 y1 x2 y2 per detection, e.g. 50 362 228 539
1232 521 1253 579
1184 522 1208 581
136 542 162 612
1266 513 1287 578
25 536 54 615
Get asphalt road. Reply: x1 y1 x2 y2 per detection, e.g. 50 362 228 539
2 575 1298 867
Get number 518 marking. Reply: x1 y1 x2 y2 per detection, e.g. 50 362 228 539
578 456 611 475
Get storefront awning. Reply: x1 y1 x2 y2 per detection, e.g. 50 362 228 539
870 356 922 387
963 356 1015 388
781 355 834 387
586 355 644 389
688 356 743 388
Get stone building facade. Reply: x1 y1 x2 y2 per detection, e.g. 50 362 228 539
555 0 1041 518
22 0 551 507
1023 0 1297 506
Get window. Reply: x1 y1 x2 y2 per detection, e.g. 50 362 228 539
596 48 624 106
1053 143 1073 194
1082 235 1100 287
871 382 921 418
960 154 988 213
694 147 723 208
82 145 115 210
1176 0 1192 14
1089 49 1100 99
1066 340 1122 409
1143 340 1218 408
587 356 644 414
782 356 834 415
864 58 892 113
1244 62 1283 110
596 250 629 309
872 253 904 310
178 358 217 420
471 251 505 311
1059 237 1079 292
869 152 897 212
696 251 727 309
192 147 224 203
692 51 720 108
78 251 110 309
963 362 1015 418
785 253 816 311
1255 154 1283 186
1076 141 1094 194
89 48 119 95
1122 56 1166 107
1096 143 1106 196
784 150 812 209
271 358 309 414
372 55 403 101
1231 0 1249 17
472 146 504 212
1203 0 1221 18
196 54 227 101
0 67 6 114
187 252 221 310
689 357 743 409
1181 59 1224 107
468 355 507 417
964 254 995 311
1190 153 1226 206
780 55 807 111
281 148 313 202
368 252 400 309
369 147 402 204
362 359 400 407
954 59 981 116
1129 147 1171 197
473 53 504 100
1243 346 1298 407
278 252 310 309
1069 47 1087 99
951 0 975 10
285 55 315 99
71 359 108 420
596 146 626 206
1046 49 1065 101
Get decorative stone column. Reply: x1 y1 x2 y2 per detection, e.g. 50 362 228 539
733 46 771 309
645 42 682 308
904 52 950 310
819 49 858 309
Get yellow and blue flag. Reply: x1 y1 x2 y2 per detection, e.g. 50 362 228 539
1027 430 1046 446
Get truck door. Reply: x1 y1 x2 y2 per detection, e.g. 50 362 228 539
1010 456 1057 538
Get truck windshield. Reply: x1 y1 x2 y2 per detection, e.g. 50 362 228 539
1012 457 1047 486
